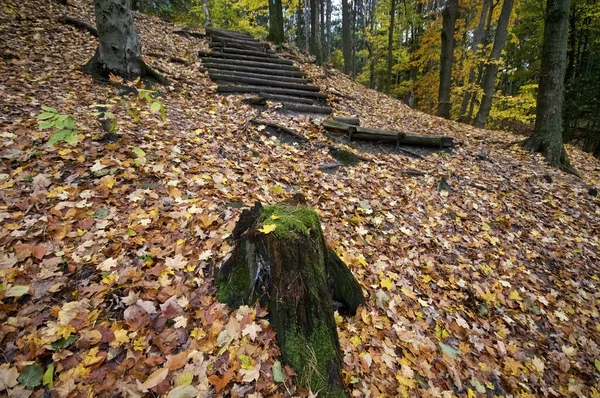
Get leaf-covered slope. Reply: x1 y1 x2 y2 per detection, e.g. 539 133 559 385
1 0 599 396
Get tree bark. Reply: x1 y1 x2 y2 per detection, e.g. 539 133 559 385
268 0 284 45
523 0 575 173
473 0 514 128
215 200 363 396
342 0 352 74
459 0 490 122
326 0 332 62
84 0 166 83
310 0 323 63
437 0 459 118
202 0 212 27
386 0 396 95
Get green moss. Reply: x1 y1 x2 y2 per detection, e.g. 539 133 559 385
280 320 345 397
329 148 360 166
260 205 322 240
216 263 251 306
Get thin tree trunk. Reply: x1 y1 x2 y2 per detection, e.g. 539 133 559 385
304 0 310 52
201 0 211 27
523 0 575 173
459 0 491 121
386 0 396 94
326 0 332 62
268 0 284 44
310 0 323 63
473 0 515 128
437 0 458 118
296 0 305 49
342 0 352 74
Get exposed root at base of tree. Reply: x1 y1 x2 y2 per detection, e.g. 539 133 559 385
522 137 580 176
83 53 168 86
60 16 98 37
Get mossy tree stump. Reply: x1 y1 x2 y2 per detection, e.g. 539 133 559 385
215 197 364 396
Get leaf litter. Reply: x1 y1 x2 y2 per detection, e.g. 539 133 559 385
0 0 599 396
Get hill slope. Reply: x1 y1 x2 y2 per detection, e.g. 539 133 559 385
1 1 599 396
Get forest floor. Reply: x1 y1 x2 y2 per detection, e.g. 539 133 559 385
1 0 600 397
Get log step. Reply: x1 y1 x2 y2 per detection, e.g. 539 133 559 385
213 47 279 58
202 62 305 78
212 35 269 49
280 102 332 114
201 57 300 72
259 93 317 105
212 73 320 92
207 70 309 84
199 50 294 65
210 41 267 52
217 84 328 99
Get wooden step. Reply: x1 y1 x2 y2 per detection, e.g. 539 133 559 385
280 102 332 114
202 63 305 78
207 70 309 84
206 27 258 41
211 73 320 92
212 35 269 49
258 93 317 105
201 58 301 72
210 42 267 52
217 84 328 99
213 47 279 58
198 50 294 66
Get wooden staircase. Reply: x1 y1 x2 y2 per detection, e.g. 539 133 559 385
199 28 332 115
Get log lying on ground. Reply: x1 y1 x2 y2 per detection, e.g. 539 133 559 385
250 119 309 142
212 35 269 49
213 47 278 58
198 50 294 65
173 29 205 39
215 198 363 396
201 62 304 77
202 57 301 72
322 119 454 148
210 41 268 52
259 93 316 105
217 84 328 99
60 16 98 37
206 27 259 42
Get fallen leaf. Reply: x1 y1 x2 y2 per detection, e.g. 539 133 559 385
137 367 169 391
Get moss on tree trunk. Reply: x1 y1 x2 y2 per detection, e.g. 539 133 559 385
215 198 364 396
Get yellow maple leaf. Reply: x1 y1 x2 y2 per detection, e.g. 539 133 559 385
258 224 277 234
380 278 394 290
509 291 523 301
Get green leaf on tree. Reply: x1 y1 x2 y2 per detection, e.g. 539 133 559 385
18 363 44 389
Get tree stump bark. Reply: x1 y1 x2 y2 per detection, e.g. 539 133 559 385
215 198 363 396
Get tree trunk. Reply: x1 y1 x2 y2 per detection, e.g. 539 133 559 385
459 0 491 122
84 0 166 83
437 0 459 118
326 0 332 62
202 0 211 27
386 0 396 95
268 0 284 45
215 199 363 397
342 0 352 74
473 0 514 128
296 0 305 49
523 0 575 173
304 0 311 52
310 0 323 63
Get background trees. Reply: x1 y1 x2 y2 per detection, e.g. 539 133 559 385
138 0 600 162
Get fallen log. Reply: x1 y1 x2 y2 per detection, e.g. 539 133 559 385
210 41 267 53
322 119 454 148
206 27 259 42
198 49 294 65
211 73 321 92
201 57 301 72
281 102 332 114
212 35 269 49
332 116 360 126
173 29 205 39
60 16 98 37
215 198 363 396
250 119 308 142
217 84 328 99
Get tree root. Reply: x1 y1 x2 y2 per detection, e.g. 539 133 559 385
522 137 580 177
60 16 98 37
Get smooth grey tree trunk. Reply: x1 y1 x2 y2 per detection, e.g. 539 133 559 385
342 0 352 74
523 0 575 172
268 0 284 44
473 0 514 128
385 0 396 94
84 0 165 83
202 0 212 27
326 0 331 62
459 0 491 121
437 0 458 118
